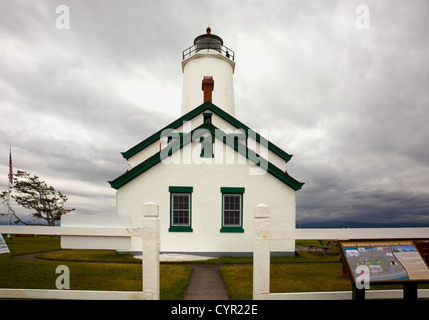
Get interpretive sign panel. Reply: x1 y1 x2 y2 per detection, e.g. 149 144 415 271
339 240 429 284
0 234 10 254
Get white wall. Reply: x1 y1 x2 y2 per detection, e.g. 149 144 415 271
116 141 296 255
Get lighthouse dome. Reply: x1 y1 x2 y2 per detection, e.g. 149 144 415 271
193 27 224 53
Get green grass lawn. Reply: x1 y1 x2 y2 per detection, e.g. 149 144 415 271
220 261 351 300
220 250 350 300
3 237 426 300
0 236 191 300
0 237 348 300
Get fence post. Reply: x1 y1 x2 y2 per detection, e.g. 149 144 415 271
253 203 270 300
142 202 160 300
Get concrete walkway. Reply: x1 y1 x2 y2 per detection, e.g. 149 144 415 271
182 265 230 300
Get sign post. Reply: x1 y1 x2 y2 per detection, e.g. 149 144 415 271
338 239 429 300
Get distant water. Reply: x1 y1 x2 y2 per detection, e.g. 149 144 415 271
298 220 429 229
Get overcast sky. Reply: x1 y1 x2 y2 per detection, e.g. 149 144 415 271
1 0 428 227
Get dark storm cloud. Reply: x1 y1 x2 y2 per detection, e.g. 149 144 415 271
0 0 428 225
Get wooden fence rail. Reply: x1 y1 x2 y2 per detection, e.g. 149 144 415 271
0 203 160 300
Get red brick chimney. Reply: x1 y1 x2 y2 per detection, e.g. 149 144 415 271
202 76 214 103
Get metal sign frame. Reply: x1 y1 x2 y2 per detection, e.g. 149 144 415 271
338 239 429 300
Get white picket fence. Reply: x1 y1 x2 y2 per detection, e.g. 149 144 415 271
2 202 429 300
253 203 429 300
0 203 160 300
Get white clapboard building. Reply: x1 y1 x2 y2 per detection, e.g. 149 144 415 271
109 28 304 256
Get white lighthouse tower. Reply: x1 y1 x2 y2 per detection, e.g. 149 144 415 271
181 27 236 116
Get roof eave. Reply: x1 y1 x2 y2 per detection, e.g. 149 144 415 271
109 122 304 191
121 102 293 163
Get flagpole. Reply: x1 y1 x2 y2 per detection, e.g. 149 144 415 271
7 146 12 228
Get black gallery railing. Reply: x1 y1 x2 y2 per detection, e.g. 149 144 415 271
182 42 235 61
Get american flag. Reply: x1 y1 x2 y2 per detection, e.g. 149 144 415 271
9 147 13 185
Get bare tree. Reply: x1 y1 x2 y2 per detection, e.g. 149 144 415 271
1 170 74 226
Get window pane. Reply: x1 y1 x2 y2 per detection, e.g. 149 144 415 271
223 194 241 226
225 196 230 206
172 194 190 226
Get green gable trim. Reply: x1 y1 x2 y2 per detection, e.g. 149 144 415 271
109 122 304 191
110 124 209 189
120 101 293 163
121 103 213 159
